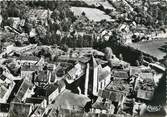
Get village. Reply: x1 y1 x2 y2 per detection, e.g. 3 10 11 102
0 0 167 117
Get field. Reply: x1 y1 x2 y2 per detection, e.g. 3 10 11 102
70 7 113 22
127 39 167 60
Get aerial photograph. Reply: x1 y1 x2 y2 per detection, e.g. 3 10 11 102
0 0 166 117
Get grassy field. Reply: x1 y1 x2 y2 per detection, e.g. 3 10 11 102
127 39 167 60
70 7 113 22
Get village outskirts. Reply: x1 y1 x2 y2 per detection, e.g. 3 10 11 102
0 1 167 117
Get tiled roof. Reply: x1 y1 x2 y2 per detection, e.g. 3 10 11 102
44 83 59 96
13 79 33 102
50 90 90 110
9 102 32 117
17 55 39 61
106 79 129 94
34 71 48 83
57 79 66 90
140 72 153 79
92 101 111 110
21 65 40 71
98 66 111 82
112 69 129 79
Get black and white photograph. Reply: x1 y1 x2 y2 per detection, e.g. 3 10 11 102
0 0 166 117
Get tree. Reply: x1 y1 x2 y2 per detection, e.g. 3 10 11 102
61 44 68 52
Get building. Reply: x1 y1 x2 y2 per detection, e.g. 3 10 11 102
33 70 51 88
135 72 155 100
84 55 100 96
25 97 47 109
65 62 85 84
112 69 129 80
12 79 34 102
21 64 40 83
8 102 33 117
17 55 40 65
45 83 59 104
0 74 15 103
0 103 10 117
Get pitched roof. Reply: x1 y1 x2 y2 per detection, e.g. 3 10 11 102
34 71 49 83
25 97 45 104
21 65 40 71
140 72 153 80
13 79 33 102
17 55 39 61
0 74 7 81
92 101 112 110
44 83 59 96
9 102 32 117
106 79 129 94
50 90 90 110
112 69 129 79
98 66 111 82
89 55 98 68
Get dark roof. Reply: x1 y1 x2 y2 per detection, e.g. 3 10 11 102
44 83 59 96
50 71 56 82
0 103 10 112
0 74 7 81
25 97 45 104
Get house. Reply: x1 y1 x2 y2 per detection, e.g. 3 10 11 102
33 71 50 88
25 97 47 109
25 9 52 25
30 105 46 117
65 62 85 84
98 79 129 103
91 98 115 114
17 55 40 65
48 89 90 112
45 83 59 104
135 72 155 100
21 64 40 82
112 69 129 80
8 102 33 117
0 103 10 117
0 74 15 103
12 79 34 102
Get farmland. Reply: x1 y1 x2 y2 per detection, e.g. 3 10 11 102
70 7 113 22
